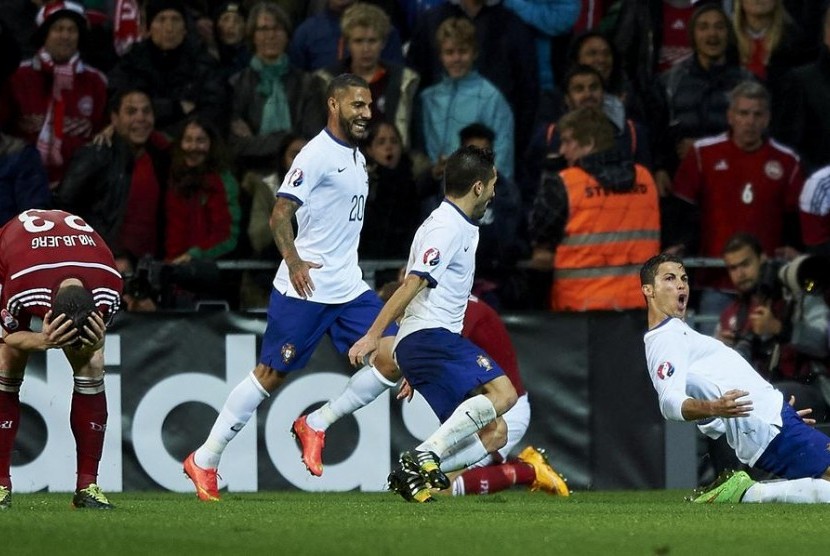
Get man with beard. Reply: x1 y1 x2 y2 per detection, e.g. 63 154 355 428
715 233 828 419
348 146 518 503
183 74 404 501
641 253 830 504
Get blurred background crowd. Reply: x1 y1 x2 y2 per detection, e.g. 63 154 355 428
1 1 829 428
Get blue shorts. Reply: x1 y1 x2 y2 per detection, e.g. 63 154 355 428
394 328 505 422
754 403 830 479
259 289 398 372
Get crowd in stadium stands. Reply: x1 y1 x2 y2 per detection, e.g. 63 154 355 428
0 0 828 319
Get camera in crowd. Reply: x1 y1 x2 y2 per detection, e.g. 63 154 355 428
123 255 221 309
734 255 830 361
755 254 830 301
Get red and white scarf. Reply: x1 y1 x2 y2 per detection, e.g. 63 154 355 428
113 0 141 56
35 49 81 169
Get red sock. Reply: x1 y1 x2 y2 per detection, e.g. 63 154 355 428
0 390 21 490
70 390 108 490
458 462 536 495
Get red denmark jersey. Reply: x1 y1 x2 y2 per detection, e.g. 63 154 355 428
0 209 122 333
674 133 803 257
462 296 526 396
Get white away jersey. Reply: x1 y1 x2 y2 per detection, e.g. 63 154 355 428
644 317 784 465
395 200 479 345
272 129 371 303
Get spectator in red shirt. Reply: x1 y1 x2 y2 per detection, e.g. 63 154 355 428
670 80 803 327
165 116 241 265
0 2 108 189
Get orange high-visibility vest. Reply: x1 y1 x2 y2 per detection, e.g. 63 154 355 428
551 164 660 311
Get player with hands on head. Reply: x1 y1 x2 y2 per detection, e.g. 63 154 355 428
0 209 122 510
640 253 830 504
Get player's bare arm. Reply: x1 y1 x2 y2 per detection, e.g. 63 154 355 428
269 196 321 299
3 311 78 352
680 389 753 420
348 274 428 367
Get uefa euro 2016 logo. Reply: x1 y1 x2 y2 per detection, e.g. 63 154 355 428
656 361 674 380
422 247 440 266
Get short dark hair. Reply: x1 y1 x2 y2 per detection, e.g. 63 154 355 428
459 123 495 146
722 232 763 257
563 63 605 92
443 145 495 197
326 73 369 101
640 253 685 287
52 285 96 345
108 87 152 115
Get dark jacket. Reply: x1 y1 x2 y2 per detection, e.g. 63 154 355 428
652 56 753 173
530 147 638 249
359 154 420 260
0 133 50 226
56 133 170 258
108 40 228 137
229 63 325 174
773 45 830 174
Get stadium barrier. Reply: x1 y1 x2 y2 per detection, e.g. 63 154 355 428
11 310 696 494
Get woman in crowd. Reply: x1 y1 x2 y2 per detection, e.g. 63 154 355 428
359 120 420 260
228 1 324 175
732 0 815 108
165 116 240 265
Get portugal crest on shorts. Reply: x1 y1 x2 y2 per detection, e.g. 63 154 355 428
281 343 296 365
476 354 493 371
656 361 674 380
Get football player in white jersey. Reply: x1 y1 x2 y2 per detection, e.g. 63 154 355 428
183 74 405 501
349 146 518 502
641 253 830 503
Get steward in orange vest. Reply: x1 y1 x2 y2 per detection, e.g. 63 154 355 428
530 107 660 311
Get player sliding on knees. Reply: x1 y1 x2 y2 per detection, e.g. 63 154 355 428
641 254 830 503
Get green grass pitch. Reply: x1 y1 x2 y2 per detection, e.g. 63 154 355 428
2 490 827 555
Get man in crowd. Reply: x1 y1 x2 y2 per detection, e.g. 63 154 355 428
57 88 170 291
529 106 660 311
0 1 108 189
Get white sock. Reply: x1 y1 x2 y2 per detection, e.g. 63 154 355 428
439 433 490 473
194 372 269 469
743 478 830 503
305 366 395 431
416 395 497 458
